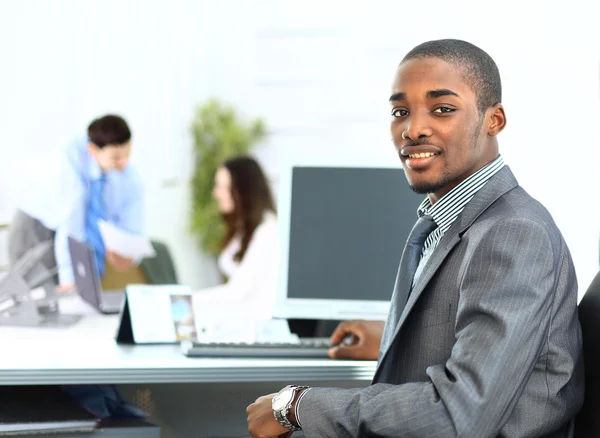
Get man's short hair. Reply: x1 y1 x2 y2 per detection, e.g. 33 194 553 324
87 114 131 148
402 39 502 113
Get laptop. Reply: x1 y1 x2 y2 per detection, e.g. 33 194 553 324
68 237 124 314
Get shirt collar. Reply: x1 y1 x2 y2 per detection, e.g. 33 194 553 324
88 156 103 180
417 155 505 232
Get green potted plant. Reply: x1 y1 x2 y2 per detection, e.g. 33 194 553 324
190 98 267 255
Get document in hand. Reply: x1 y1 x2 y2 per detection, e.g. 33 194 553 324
98 220 156 259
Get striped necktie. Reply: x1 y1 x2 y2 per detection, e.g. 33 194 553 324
398 215 438 303
378 215 438 359
85 174 107 277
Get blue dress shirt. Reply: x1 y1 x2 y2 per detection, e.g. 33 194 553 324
21 136 144 285
86 173 108 278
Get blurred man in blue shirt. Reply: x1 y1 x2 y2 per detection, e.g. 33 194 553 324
8 114 144 291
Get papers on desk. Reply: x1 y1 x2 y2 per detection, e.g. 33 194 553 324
1 421 95 435
193 313 297 344
98 220 156 259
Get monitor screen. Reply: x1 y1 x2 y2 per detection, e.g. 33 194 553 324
274 165 424 321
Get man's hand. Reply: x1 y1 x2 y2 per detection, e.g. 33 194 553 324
106 250 134 272
247 393 292 438
56 283 75 293
328 320 385 360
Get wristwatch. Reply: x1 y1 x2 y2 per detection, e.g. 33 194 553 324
272 385 309 431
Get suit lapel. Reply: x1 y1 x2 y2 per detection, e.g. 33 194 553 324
377 227 461 365
398 232 460 327
375 166 520 376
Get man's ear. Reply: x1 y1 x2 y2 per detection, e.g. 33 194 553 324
487 104 506 137
87 142 99 157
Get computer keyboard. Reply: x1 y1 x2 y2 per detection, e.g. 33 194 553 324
181 338 332 358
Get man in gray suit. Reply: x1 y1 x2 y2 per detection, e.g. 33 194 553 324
247 39 583 437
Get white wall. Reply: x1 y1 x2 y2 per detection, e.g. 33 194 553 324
0 0 220 287
1 0 599 295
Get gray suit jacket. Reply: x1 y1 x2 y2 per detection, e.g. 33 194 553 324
300 167 584 437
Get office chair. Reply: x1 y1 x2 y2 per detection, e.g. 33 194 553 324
140 240 179 285
575 271 600 436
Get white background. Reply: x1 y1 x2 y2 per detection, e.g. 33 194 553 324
0 0 599 296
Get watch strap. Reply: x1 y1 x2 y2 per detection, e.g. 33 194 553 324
274 406 301 431
273 385 310 431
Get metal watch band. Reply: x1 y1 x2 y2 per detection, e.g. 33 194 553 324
274 407 301 431
273 385 309 431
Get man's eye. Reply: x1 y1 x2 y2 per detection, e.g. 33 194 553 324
391 109 408 117
433 107 454 114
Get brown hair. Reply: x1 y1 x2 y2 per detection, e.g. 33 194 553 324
88 114 131 148
221 156 276 262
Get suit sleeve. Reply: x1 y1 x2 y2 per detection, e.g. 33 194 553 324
298 217 569 437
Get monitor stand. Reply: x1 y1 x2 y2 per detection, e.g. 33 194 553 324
288 319 342 338
0 271 81 327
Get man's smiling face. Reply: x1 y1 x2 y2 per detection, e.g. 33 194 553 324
390 57 499 203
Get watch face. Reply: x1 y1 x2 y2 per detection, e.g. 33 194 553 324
272 387 294 411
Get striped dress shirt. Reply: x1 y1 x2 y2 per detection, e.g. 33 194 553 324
413 155 505 283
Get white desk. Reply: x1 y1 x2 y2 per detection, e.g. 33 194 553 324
0 296 376 437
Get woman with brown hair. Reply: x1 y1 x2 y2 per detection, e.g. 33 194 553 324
193 156 279 319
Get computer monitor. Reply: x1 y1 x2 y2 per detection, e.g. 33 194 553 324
274 163 424 321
